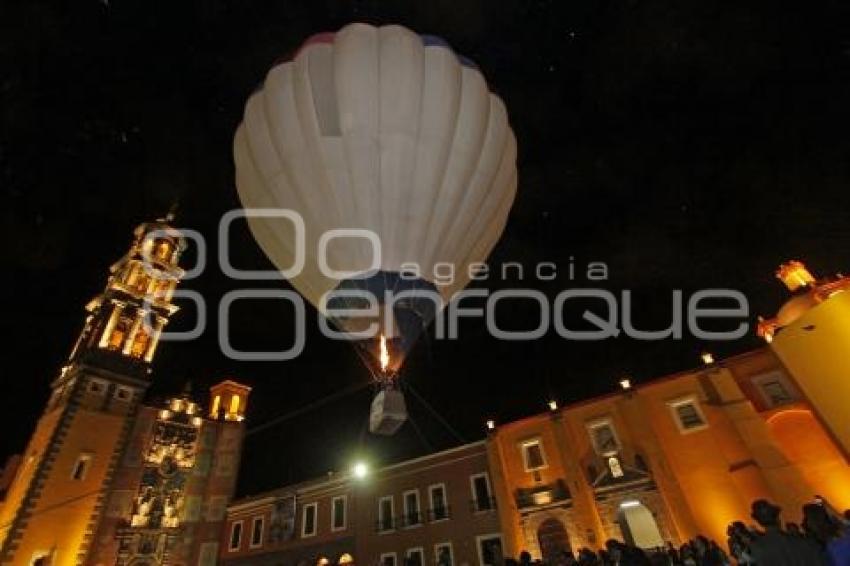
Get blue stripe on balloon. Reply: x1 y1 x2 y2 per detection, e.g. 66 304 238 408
420 35 478 68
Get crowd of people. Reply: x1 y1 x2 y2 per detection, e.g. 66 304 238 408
504 498 850 566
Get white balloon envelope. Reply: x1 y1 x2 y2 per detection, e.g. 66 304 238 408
234 23 518 373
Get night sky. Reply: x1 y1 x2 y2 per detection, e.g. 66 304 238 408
2 0 849 496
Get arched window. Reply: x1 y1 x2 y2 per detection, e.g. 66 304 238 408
339 553 354 565
108 316 132 351
156 240 172 261
230 395 241 416
131 328 149 358
138 275 152 294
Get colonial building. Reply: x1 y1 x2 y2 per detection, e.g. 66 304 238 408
757 260 850 459
221 442 503 566
0 217 250 566
222 474 356 566
486 347 850 559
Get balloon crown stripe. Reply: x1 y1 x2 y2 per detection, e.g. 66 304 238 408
286 26 478 70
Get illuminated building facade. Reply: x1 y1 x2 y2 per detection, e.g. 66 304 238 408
222 343 849 565
486 348 850 559
221 443 502 566
0 217 250 566
86 380 250 565
757 260 850 460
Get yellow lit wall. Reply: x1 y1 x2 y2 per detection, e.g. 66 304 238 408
1 409 126 565
770 291 850 461
0 409 62 547
634 377 760 544
486 348 849 555
766 408 850 511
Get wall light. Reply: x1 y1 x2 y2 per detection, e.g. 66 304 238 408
548 400 558 411
486 419 496 431
701 352 715 365
620 500 640 508
619 378 632 391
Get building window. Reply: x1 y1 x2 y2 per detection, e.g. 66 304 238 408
608 456 624 478
520 438 547 471
135 274 151 294
407 548 425 566
435 542 454 566
71 453 92 481
114 386 133 402
229 520 243 552
130 328 149 358
587 418 621 456
302 502 318 537
87 379 107 395
476 534 504 566
403 489 421 527
470 473 494 511
156 240 172 260
332 495 347 531
107 317 131 351
378 495 394 532
753 371 795 407
211 395 222 418
668 396 708 433
761 380 792 405
428 483 449 521
250 516 264 548
381 553 397 566
339 554 354 565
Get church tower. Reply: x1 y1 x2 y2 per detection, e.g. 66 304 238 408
0 216 186 565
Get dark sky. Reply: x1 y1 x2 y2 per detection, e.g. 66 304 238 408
2 0 849 496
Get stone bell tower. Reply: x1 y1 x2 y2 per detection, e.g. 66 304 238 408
0 216 186 566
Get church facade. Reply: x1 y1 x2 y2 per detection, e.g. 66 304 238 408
0 217 249 566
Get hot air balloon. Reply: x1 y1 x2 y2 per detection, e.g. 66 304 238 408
234 23 518 435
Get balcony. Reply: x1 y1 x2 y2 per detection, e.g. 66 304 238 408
377 506 452 532
400 511 423 528
375 517 397 533
514 479 571 510
426 505 451 522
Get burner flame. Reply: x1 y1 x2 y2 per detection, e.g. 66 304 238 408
379 334 390 373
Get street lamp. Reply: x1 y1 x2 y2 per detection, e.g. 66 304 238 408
352 461 369 479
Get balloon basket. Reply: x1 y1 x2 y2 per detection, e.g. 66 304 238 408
369 380 407 436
